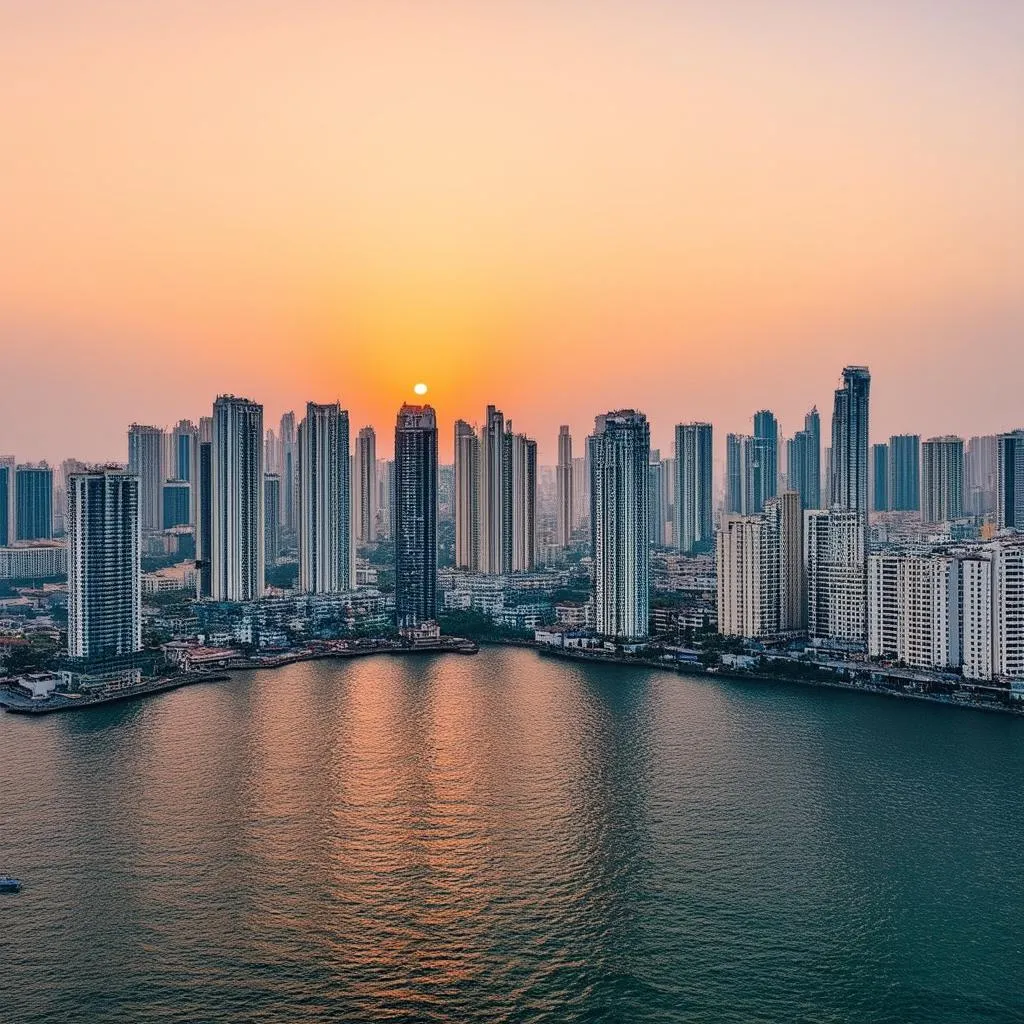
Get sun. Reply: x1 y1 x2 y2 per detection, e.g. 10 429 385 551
413 382 428 396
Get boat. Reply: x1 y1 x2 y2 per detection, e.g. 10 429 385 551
0 876 22 893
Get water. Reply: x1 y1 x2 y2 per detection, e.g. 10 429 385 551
2 647 1023 1023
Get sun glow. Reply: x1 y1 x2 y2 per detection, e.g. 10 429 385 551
413 383 428 396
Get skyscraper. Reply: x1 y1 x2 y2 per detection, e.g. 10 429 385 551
15 463 53 541
479 405 510 574
556 425 573 548
196 440 213 598
162 480 191 529
726 433 754 515
454 420 480 570
354 426 378 545
127 424 164 534
299 402 352 594
769 490 805 631
965 435 998 518
996 430 1024 531
211 396 264 602
66 468 141 661
921 436 964 524
377 459 395 540
571 456 588 532
674 422 713 553
871 443 889 512
264 473 280 565
752 410 778 513
278 411 299 536
591 410 650 639
888 434 921 512
0 462 10 547
830 366 870 515
510 432 537 571
648 454 664 547
717 515 778 638
786 407 821 510
394 404 438 628
805 507 867 644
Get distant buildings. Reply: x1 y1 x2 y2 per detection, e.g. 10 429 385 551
278 411 299 536
211 396 264 603
298 402 352 594
162 480 191 529
0 461 10 547
921 436 964 525
830 366 871 515
454 420 480 569
15 463 53 541
888 434 921 512
871 443 889 512
353 426 378 545
556 425 573 548
752 410 778 513
264 473 280 564
394 404 438 628
66 468 141 660
787 407 821 510
127 424 164 534
591 410 650 638
674 422 713 553
965 435 998 518
726 433 755 515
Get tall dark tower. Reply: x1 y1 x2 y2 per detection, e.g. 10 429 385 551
394 404 438 628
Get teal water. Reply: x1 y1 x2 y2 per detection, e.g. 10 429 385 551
1 647 1022 1023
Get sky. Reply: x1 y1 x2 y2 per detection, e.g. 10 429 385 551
2 0 1022 463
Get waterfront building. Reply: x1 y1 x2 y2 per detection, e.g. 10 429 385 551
830 366 871 515
264 473 280 565
787 407 821 510
805 507 867 645
674 422 713 553
557 425 573 547
921 436 964 525
162 480 191 529
15 463 53 541
726 433 755 515
871 443 889 512
993 540 1024 680
354 426 378 545
770 491 805 631
510 431 537 572
752 410 778 513
888 434 921 512
298 402 352 594
454 420 480 569
196 440 213 598
479 405 510 574
394 404 438 628
716 515 778 638
996 430 1024 531
211 396 264 603
591 410 650 639
127 424 164 534
66 468 142 660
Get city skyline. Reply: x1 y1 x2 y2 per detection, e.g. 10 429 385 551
3 3 1023 464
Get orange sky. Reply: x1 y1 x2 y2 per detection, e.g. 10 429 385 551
2 1 1022 462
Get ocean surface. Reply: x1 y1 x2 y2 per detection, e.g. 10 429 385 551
2 647 1023 1023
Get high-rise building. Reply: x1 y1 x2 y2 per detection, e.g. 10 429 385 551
394 404 438 628
211 396 264 602
556 425 573 548
510 432 537 571
726 434 754 515
127 424 164 534
264 428 279 475
996 430 1024 531
15 463 53 541
162 480 191 529
965 435 998 518
871 443 889 512
354 426 378 545
787 408 821 510
66 468 141 661
770 490 805 631
992 540 1024 679
648 454 664 547
454 420 480 570
830 366 870 515
888 434 921 512
716 515 778 638
169 420 198 525
298 402 351 594
278 411 299 536
571 456 588 532
0 462 10 547
196 440 213 598
264 473 281 565
591 410 650 639
921 436 964 525
674 422 713 553
752 410 778 513
377 459 395 540
479 405 510 574
805 507 867 645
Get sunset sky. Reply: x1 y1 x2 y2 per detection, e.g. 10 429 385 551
3 0 1022 462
